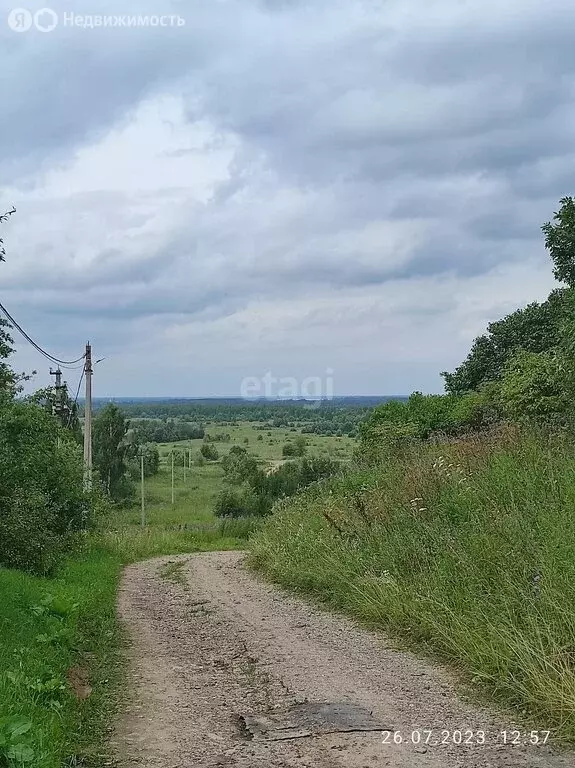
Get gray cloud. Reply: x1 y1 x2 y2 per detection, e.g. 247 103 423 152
1 0 572 395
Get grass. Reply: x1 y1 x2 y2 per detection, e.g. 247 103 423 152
0 421 352 767
159 559 188 585
250 429 575 743
157 421 355 463
0 544 123 767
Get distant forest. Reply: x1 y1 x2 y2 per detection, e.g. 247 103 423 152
95 397 408 438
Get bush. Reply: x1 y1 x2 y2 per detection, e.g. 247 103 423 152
200 443 219 461
0 400 86 574
214 489 249 518
215 456 341 519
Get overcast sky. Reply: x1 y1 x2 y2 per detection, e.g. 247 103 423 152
1 0 571 397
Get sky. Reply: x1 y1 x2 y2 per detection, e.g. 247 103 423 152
1 0 572 398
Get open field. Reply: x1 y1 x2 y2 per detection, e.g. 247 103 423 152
156 421 355 463
116 422 356 532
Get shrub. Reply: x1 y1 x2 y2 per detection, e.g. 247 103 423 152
200 443 219 461
0 400 86 574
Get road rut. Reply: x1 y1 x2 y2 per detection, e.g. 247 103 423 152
112 551 573 768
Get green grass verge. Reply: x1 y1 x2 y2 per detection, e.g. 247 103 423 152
0 544 123 767
250 430 575 742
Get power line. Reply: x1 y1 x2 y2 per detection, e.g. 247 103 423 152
0 300 85 367
66 367 85 429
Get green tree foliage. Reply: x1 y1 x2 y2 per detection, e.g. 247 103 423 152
360 392 460 443
0 319 32 396
294 435 307 456
499 351 567 426
127 444 160 479
27 384 82 443
93 404 132 501
214 456 341 518
200 443 219 461
542 196 575 286
117 399 375 438
0 319 17 395
221 446 258 484
442 290 567 395
0 400 86 574
358 389 503 459
128 419 204 443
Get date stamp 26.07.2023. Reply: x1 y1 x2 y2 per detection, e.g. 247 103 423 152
381 729 551 748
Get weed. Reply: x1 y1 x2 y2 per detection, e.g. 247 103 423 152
159 560 188 586
251 431 575 742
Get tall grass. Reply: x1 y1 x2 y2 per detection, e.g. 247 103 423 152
251 429 575 741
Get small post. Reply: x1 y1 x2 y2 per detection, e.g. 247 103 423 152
183 450 187 482
171 450 175 505
188 447 192 470
140 451 146 528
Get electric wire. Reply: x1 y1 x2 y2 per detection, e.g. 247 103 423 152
66 367 85 429
0 300 85 367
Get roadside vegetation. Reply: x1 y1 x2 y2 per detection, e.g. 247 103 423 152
251 198 575 742
0 214 354 768
5 196 575 761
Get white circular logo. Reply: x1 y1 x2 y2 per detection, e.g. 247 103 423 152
34 7 57 31
7 8 33 31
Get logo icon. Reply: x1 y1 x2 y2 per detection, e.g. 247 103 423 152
7 7 58 32
34 7 57 31
7 8 32 31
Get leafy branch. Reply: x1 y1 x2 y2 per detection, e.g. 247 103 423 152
0 206 16 262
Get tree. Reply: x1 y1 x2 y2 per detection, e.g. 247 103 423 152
294 435 307 456
200 443 219 461
27 384 82 443
499 350 567 425
0 319 32 397
0 400 86 573
0 206 16 263
442 290 567 395
282 442 297 457
127 444 160 479
93 403 131 500
542 197 575 286
221 446 259 484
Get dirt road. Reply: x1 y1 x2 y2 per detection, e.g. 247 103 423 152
112 552 573 768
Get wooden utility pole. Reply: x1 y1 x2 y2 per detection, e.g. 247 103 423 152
140 451 146 527
171 450 175 505
83 342 93 491
183 450 187 482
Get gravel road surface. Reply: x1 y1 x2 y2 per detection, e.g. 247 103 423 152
112 551 573 768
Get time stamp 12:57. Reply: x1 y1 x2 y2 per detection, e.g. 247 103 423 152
382 730 551 747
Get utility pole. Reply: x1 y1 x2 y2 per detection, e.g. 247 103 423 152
49 366 70 428
140 450 146 528
83 342 93 492
171 450 175 505
183 450 187 482
49 366 62 417
50 367 64 448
